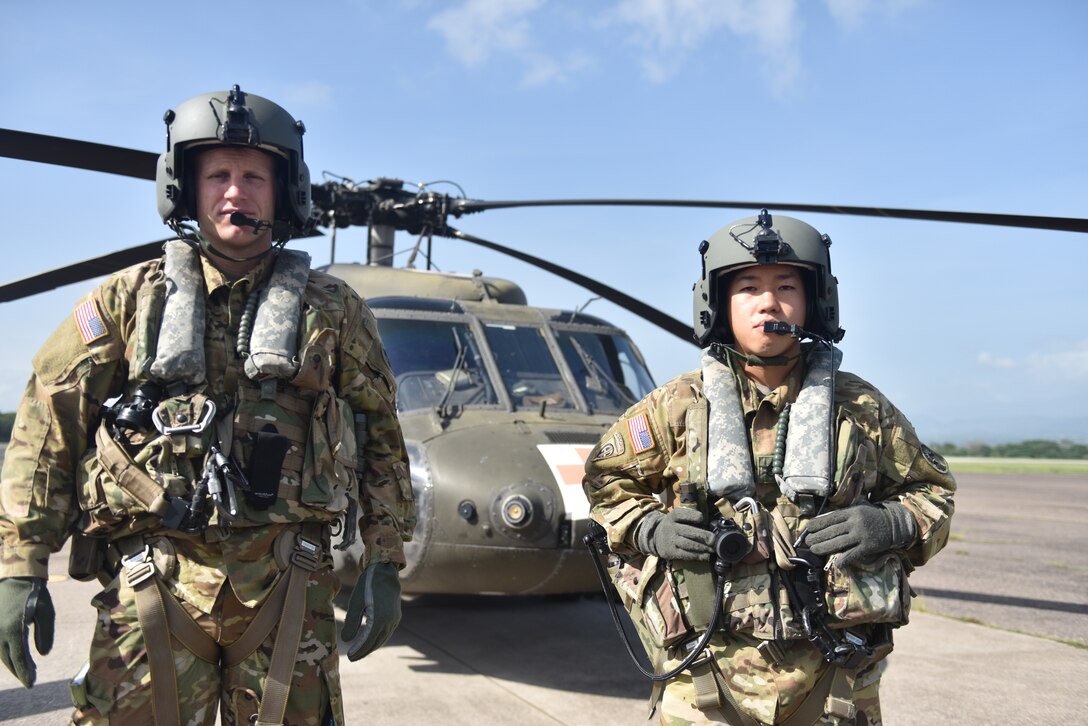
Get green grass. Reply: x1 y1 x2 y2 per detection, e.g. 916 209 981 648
945 457 1088 476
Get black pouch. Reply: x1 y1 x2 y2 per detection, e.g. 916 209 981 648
68 531 106 582
244 426 292 509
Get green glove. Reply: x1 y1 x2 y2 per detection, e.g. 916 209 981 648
634 508 715 562
805 502 917 568
0 577 55 688
341 561 402 661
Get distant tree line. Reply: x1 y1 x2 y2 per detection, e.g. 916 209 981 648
0 412 13 442
933 439 1088 460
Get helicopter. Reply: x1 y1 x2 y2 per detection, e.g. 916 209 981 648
2 127 1086 595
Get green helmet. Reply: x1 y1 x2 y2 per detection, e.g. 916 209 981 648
692 210 844 346
156 85 311 235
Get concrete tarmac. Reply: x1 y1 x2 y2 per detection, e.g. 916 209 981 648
1 472 1085 724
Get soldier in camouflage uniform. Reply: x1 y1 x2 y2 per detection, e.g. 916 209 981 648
584 212 954 725
0 86 414 725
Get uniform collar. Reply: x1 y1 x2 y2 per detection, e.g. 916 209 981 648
199 249 276 296
728 353 806 414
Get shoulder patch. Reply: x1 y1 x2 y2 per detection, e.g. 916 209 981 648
74 298 109 344
626 412 655 454
920 444 949 474
591 431 626 461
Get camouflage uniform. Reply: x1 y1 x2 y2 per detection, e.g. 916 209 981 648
584 353 955 725
0 250 414 724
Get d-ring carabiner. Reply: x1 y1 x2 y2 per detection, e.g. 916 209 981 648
153 399 217 435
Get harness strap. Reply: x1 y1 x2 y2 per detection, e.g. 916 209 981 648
681 562 718 632
116 524 324 726
221 563 293 667
158 579 220 664
117 537 181 726
693 654 762 726
769 507 799 571
255 522 324 726
776 665 857 726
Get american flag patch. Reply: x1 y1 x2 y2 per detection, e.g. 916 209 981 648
627 412 655 454
74 298 108 344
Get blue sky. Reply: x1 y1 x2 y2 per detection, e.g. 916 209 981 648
1 0 1085 443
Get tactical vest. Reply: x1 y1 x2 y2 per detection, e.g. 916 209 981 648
76 241 360 539
611 348 911 663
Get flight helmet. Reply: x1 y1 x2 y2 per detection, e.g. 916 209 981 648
692 210 844 346
156 85 311 237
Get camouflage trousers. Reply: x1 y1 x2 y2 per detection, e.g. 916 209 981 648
657 634 883 726
70 535 344 726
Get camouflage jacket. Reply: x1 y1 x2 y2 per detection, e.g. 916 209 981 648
0 249 415 598
585 354 954 561
584 352 954 649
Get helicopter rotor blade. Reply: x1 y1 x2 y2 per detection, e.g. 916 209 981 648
0 240 172 303
0 129 157 180
452 198 1088 234
446 226 695 346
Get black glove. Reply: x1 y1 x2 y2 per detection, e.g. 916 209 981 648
341 561 402 661
805 502 917 568
0 577 55 688
634 508 715 561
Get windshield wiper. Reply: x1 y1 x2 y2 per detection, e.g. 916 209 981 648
569 337 637 410
437 326 469 422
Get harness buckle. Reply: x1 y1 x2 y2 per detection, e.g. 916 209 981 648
291 535 321 572
121 545 156 587
152 399 217 436
679 637 715 670
757 639 787 666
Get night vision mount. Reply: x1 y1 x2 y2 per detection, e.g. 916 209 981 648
731 208 793 264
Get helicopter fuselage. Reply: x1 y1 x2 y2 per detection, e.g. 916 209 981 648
326 264 656 594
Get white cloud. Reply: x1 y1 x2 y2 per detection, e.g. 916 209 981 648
521 51 594 87
1026 341 1088 380
978 341 1088 380
427 0 544 69
425 0 923 90
824 0 927 30
823 0 871 29
977 351 1018 369
608 0 802 91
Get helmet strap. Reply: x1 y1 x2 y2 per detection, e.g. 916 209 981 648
168 220 285 264
710 342 801 368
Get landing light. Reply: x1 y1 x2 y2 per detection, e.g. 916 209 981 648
500 495 533 528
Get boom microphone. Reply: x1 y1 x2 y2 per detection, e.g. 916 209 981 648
230 211 274 234
763 321 837 345
763 321 804 337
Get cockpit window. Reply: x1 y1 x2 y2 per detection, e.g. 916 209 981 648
375 318 498 412
481 324 574 411
555 330 655 415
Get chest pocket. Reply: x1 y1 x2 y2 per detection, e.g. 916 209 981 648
302 390 357 512
607 553 688 660
829 411 878 508
824 552 912 627
231 324 357 514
